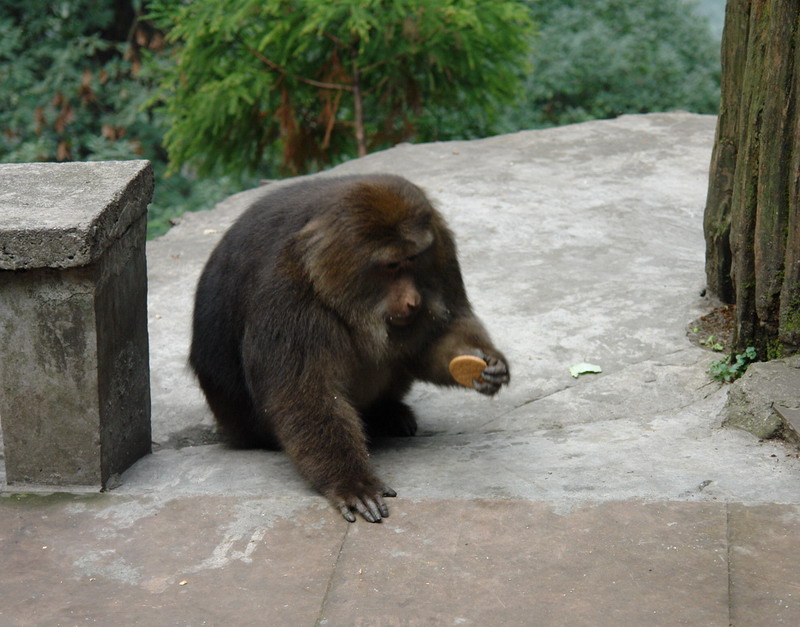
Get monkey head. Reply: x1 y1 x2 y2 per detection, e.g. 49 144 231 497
292 175 449 334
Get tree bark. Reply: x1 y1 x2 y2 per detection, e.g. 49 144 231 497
704 0 800 357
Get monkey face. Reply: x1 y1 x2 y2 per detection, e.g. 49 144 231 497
379 266 422 326
371 228 433 327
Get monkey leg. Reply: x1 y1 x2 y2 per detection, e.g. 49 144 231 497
196 377 280 449
361 398 418 438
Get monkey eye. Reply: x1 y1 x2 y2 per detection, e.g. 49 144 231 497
384 254 418 273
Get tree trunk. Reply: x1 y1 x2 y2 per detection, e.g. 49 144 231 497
704 0 800 358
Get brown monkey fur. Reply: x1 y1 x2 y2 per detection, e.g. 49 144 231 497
190 174 509 522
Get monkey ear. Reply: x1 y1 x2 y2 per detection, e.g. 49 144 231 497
291 217 336 282
297 217 325 242
293 218 328 258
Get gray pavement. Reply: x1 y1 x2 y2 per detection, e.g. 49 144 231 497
2 112 800 625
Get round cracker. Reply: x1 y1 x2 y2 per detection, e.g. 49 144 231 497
449 355 487 388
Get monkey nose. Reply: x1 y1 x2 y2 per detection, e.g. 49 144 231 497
388 304 420 327
402 297 423 321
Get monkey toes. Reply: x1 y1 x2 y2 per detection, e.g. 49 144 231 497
332 486 397 523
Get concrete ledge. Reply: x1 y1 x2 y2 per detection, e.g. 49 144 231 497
0 160 153 269
0 160 153 488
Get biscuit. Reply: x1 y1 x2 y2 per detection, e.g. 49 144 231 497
448 355 487 388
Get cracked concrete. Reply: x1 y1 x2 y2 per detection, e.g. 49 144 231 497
2 113 799 625
127 113 800 508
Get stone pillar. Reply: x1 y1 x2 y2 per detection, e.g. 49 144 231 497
0 160 153 489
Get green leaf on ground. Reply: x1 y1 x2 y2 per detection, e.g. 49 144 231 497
569 362 603 378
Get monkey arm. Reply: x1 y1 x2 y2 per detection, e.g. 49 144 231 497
414 315 510 395
240 316 396 523
271 386 396 523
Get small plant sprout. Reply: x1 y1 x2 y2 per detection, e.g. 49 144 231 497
698 334 725 352
707 346 757 383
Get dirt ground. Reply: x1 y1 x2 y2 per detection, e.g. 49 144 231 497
687 302 735 353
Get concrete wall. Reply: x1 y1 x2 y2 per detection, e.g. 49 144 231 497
0 160 153 489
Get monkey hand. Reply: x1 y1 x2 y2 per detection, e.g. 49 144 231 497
473 352 510 396
329 483 397 523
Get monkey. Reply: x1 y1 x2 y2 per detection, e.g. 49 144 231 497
189 174 509 523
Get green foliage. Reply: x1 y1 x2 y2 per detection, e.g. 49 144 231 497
147 0 533 177
708 346 758 383
0 1 148 163
0 1 250 238
500 0 721 130
2 0 721 239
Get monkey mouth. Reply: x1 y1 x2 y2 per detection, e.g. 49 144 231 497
386 313 418 327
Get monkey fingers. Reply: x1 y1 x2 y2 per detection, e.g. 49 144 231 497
483 357 510 383
473 355 510 395
337 489 394 523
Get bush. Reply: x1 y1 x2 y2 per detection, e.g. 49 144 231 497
500 0 721 130
147 0 533 177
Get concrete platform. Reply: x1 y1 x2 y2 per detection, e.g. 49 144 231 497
2 494 799 625
2 113 800 625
